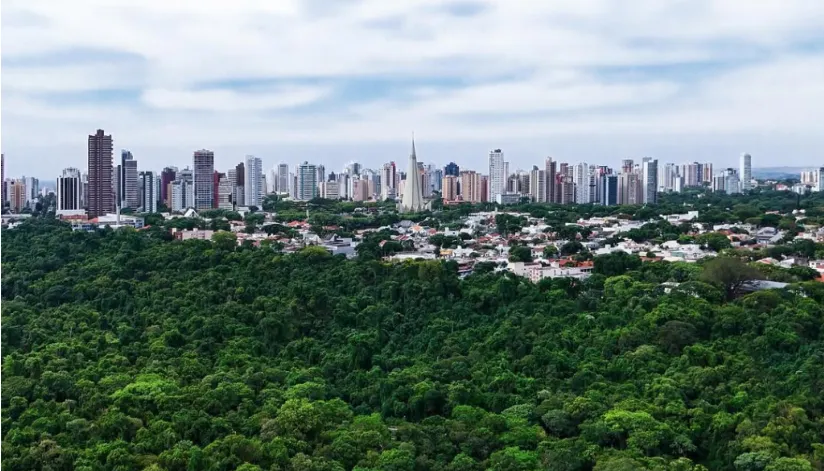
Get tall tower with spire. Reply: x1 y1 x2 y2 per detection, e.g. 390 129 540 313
399 136 426 213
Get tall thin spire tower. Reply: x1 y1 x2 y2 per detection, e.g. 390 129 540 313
400 135 425 212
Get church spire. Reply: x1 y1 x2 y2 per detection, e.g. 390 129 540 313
411 132 416 159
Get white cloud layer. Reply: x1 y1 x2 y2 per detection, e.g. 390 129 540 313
2 0 824 175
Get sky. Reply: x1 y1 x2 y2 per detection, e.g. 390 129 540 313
2 0 824 178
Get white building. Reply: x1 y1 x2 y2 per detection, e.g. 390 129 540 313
488 149 506 203
56 168 84 215
244 155 263 207
277 163 290 194
573 163 590 204
319 181 340 200
740 153 752 192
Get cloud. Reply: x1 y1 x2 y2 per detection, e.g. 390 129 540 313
141 86 332 111
1 0 824 176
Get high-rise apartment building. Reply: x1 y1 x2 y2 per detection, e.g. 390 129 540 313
621 159 634 175
139 171 157 213
381 162 397 200
442 175 458 202
600 175 619 206
460 171 482 203
277 163 289 194
160 167 177 207
444 162 460 177
642 158 658 204
317 164 326 184
88 129 114 217
217 174 233 210
9 179 27 213
488 149 506 202
244 155 263 208
573 163 590 204
319 181 340 200
297 161 318 201
529 167 547 203
193 149 214 210
545 158 557 203
740 153 752 191
56 168 83 214
702 163 713 184
618 173 643 205
121 150 139 209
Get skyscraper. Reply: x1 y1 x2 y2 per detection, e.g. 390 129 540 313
381 162 397 200
139 171 157 213
275 163 289 194
9 179 27 213
444 162 460 177
600 175 619 206
488 149 506 202
160 167 177 207
442 175 458 202
642 158 658 204
618 173 643 205
573 163 590 204
218 174 233 209
740 153 752 191
621 159 634 175
244 155 263 207
234 162 245 207
297 162 318 201
460 171 482 203
56 168 83 214
400 138 425 212
545 158 557 203
193 149 214 210
87 129 114 217
529 167 547 203
121 150 139 209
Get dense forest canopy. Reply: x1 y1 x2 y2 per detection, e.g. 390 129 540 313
2 219 824 471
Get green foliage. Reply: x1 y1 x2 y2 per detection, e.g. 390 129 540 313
2 218 823 471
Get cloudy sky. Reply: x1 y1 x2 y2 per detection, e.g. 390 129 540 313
3 0 824 177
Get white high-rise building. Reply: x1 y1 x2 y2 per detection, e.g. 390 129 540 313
297 162 318 201
244 155 263 207
319 181 340 199
572 163 590 204
488 149 506 202
56 168 83 215
740 153 752 191
642 158 658 204
277 163 290 194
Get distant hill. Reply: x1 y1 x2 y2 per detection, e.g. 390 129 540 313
753 167 805 180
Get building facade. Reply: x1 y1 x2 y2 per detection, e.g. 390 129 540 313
88 129 114 217
193 149 214 210
57 168 83 214
297 162 318 201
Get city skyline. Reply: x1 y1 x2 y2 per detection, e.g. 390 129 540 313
3 1 824 175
